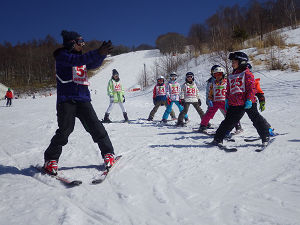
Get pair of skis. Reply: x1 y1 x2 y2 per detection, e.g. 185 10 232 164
201 129 287 152
205 136 278 153
36 155 122 187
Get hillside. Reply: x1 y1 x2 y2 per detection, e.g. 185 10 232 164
0 28 300 225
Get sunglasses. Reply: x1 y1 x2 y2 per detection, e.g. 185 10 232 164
76 38 85 46
213 72 223 76
186 76 193 78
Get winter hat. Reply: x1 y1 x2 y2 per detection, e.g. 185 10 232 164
61 30 82 49
112 69 119 76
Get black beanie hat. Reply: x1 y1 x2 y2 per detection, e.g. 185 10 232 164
112 69 119 76
61 30 82 49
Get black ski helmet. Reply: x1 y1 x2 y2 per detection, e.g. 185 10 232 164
228 51 248 65
185 72 194 82
246 63 252 70
210 65 220 76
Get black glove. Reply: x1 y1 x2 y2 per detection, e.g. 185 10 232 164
198 99 201 106
98 40 113 55
123 95 125 103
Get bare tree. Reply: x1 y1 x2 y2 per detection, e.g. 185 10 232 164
156 32 187 55
187 24 208 53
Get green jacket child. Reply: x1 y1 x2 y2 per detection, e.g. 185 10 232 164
107 74 125 103
103 69 128 123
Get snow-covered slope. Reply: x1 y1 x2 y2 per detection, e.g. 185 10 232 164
1 33 300 225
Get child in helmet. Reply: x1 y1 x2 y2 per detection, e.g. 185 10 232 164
212 51 271 146
161 73 188 123
103 69 128 123
5 88 13 107
176 72 205 126
199 66 242 133
147 76 176 121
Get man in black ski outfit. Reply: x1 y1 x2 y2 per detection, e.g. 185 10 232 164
43 30 116 175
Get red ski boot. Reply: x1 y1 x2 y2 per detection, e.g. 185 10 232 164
104 153 115 169
43 160 58 175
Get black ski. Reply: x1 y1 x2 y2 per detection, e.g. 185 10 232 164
199 130 215 136
91 155 122 184
255 138 275 152
101 119 135 124
244 137 261 142
217 144 238 152
244 132 288 142
197 129 235 142
35 166 82 187
204 141 237 152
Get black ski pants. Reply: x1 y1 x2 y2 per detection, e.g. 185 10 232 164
6 98 12 106
44 101 114 161
214 103 270 142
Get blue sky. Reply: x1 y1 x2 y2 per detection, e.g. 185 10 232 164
0 0 248 47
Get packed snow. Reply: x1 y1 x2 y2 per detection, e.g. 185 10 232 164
1 29 300 225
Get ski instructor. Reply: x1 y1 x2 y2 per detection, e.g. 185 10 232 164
43 30 116 175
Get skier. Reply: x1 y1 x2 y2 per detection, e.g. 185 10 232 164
199 66 242 133
211 51 270 146
176 72 205 126
102 69 128 123
5 88 13 106
161 73 188 123
147 76 176 121
43 30 115 175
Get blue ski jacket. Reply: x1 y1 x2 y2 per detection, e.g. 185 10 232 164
54 47 106 103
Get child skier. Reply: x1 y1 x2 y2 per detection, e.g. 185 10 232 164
43 30 115 175
212 51 270 146
147 76 176 121
161 73 188 123
5 88 13 107
176 72 205 126
199 66 242 133
102 69 128 123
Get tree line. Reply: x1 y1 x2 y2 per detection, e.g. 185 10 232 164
0 36 154 93
157 0 299 54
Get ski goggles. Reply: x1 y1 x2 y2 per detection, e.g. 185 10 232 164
75 38 85 46
213 72 223 77
157 78 164 82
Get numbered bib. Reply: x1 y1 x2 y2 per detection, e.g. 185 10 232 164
113 81 122 92
228 72 245 95
156 85 166 96
185 85 197 97
170 84 180 95
213 82 226 101
72 65 89 85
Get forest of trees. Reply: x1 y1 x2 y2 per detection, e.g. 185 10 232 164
0 0 299 93
157 0 299 54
